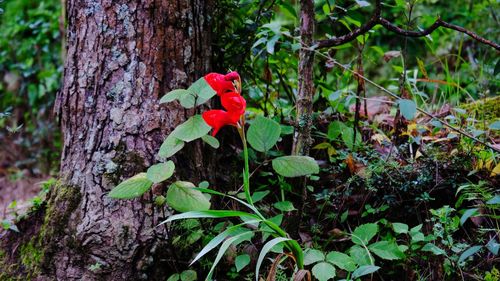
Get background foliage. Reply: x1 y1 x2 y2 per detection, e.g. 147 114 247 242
0 0 62 175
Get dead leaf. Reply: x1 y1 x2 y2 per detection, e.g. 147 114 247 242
349 96 391 120
383 50 401 62
346 154 356 174
491 163 500 177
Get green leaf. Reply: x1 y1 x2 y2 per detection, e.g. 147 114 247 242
312 262 336 281
326 251 357 272
251 191 270 203
260 214 283 242
303 249 325 266
190 221 260 266
166 181 211 212
489 120 500 130
272 156 319 177
486 238 499 255
340 210 349 223
460 208 479 225
158 135 185 158
355 0 371 7
235 254 251 272
392 222 409 234
256 237 291 281
208 232 254 279
167 274 180 281
352 265 380 279
327 121 346 140
159 89 191 104
368 241 405 260
171 115 211 142
399 99 417 120
458 246 482 263
180 270 197 281
410 224 423 233
160 210 260 226
108 173 153 199
341 127 361 149
188 77 217 100
201 135 220 149
351 223 378 245
486 195 500 205
146 161 175 183
280 125 294 135
273 201 296 212
411 232 425 242
421 243 446 255
266 34 280 54
247 116 281 152
179 92 197 108
349 245 371 266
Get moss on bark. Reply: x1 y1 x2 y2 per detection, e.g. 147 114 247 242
0 180 81 280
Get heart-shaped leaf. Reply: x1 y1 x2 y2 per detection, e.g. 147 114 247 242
109 173 153 199
166 181 211 212
272 156 319 177
247 116 281 152
312 262 336 281
368 241 405 260
158 135 185 158
171 115 211 142
399 99 417 120
146 161 175 183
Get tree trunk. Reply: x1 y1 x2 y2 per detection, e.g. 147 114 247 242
2 1 212 280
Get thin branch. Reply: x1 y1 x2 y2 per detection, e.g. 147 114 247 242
317 0 381 49
317 1 500 51
380 18 500 50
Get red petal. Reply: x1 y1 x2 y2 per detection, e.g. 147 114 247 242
221 92 246 116
224 71 240 81
202 110 236 136
204 73 236 96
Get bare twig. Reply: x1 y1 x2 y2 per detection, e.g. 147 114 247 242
316 0 500 51
317 0 382 49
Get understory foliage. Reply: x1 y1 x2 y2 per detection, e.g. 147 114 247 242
0 0 62 174
146 0 498 280
1 0 499 280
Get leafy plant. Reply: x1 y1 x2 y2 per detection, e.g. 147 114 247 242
109 72 322 279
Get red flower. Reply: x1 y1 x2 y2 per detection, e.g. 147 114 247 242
221 92 246 123
202 110 237 136
224 71 240 82
202 72 245 136
204 73 236 96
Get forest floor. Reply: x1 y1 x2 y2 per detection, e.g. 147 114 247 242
0 175 47 222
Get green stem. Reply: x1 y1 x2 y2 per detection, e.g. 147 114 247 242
238 126 254 206
237 124 303 269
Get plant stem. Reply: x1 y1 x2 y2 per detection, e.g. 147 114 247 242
238 126 254 206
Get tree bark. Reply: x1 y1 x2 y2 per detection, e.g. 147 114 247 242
2 1 212 280
292 0 315 156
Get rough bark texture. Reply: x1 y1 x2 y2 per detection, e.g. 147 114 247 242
292 0 315 156
288 0 315 238
3 1 212 280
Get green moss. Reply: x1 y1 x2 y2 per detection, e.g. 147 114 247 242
38 181 81 270
461 96 500 124
0 181 81 280
19 241 42 272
